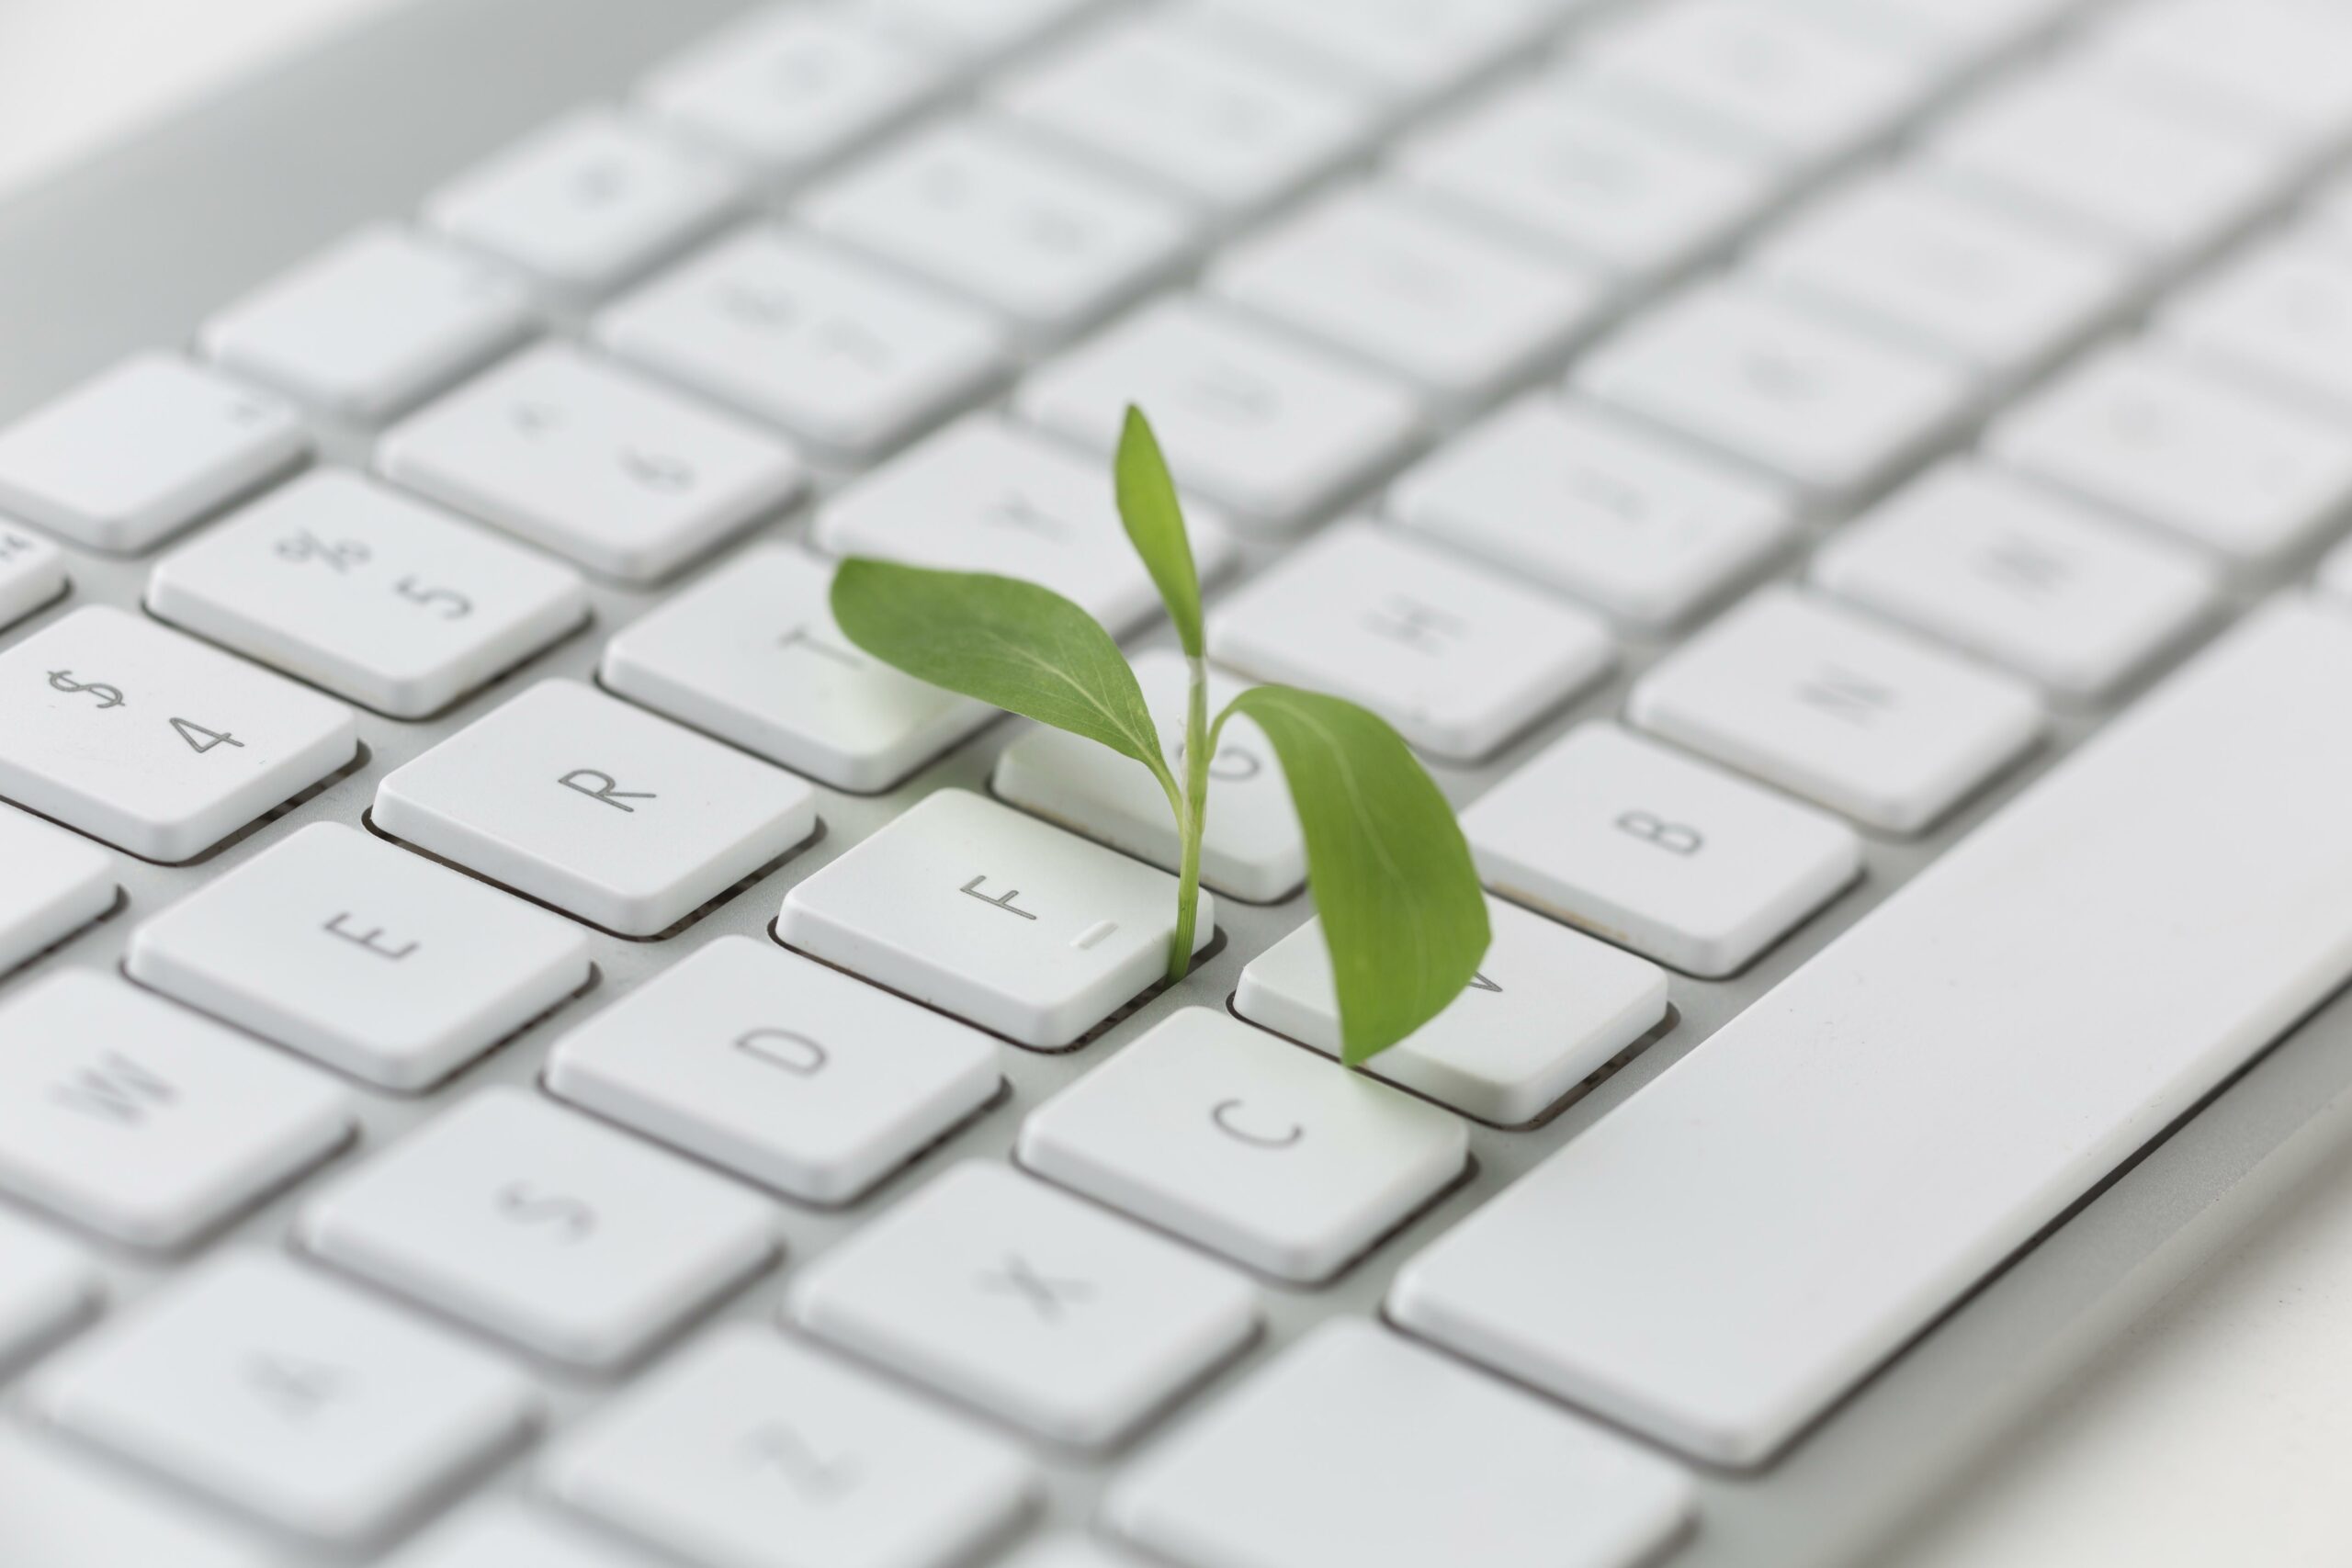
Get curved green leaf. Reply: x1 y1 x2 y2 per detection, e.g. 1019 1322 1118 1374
1217 686 1489 1065
1114 406 1204 660
831 558 1166 776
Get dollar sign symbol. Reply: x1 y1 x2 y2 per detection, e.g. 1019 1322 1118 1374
47 671 126 709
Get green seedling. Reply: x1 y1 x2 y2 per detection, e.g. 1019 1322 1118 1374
831 407 1488 1064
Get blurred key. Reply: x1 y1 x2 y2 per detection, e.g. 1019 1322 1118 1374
864 0 1104 65
2089 0 2352 154
2160 235 2352 416
0 1427 276 1568
0 971 351 1247
0 806 114 977
426 108 742 299
34 1252 535 1546
1387 396 1796 629
1193 0 1572 107
1988 344 2352 566
802 120 1197 344
0 525 64 628
0 354 304 552
639 8 943 183
789 1161 1259 1447
1106 1322 1692 1568
383 1501 660 1568
1396 84 1772 279
1206 185 1606 409
379 342 806 584
1629 586 2043 834
597 228 1011 466
202 226 532 423
1574 281 1972 503
1813 463 2219 702
300 1089 775 1369
0 1208 96 1370
546 1325 1035 1568
1018 299 1421 530
995 15 1378 220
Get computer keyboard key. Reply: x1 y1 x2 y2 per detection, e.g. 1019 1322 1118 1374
596 228 1011 466
1465 723 1861 976
1388 396 1795 629
0 971 352 1247
382 1500 660 1568
424 108 743 299
201 226 533 423
1580 0 1934 166
1814 463 2219 702
379 342 807 584
639 8 944 183
802 120 1198 344
1208 521 1613 762
813 414 1237 637
789 1161 1259 1448
1921 62 2287 260
602 544 989 793
2159 236 2352 417
0 806 114 976
865 0 1104 64
1574 282 1973 503
0 525 64 628
546 935 1000 1205
2090 0 2352 154
1988 344 2352 566
1019 299 1422 532
1238 896 1668 1126
1751 173 2133 381
1019 1008 1466 1282
0 1207 96 1370
779 789 1213 1050
995 16 1378 219
546 1325 1035 1568
1206 184 1607 408
1631 586 2042 834
1393 597 2352 1464
1108 1321 1692 1568
1194 0 1567 106
374 678 816 937
0 354 305 553
300 1088 776 1370
994 650 1304 903
1395 85 1772 279
127 822 592 1091
147 469 589 718
0 1427 277 1568
34 1252 535 1544
0 605 356 863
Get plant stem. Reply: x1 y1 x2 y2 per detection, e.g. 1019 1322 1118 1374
1168 654 1210 984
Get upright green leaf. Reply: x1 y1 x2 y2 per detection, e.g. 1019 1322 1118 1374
1216 686 1489 1065
832 558 1167 776
1114 406 1204 659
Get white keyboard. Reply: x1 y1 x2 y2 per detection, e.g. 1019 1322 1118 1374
6 0 2352 1564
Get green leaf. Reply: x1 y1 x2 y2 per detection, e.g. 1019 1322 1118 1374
831 558 1168 777
1114 406 1204 660
1216 686 1489 1065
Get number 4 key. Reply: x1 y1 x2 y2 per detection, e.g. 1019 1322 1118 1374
0 607 356 861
